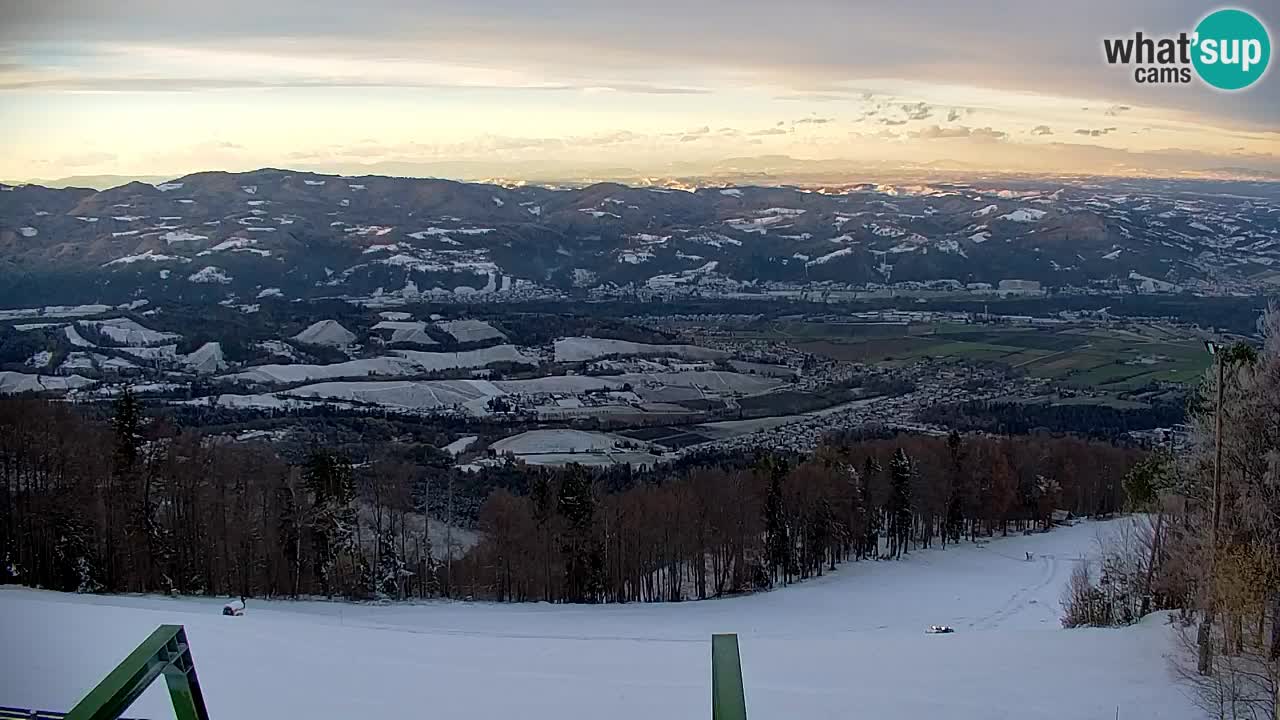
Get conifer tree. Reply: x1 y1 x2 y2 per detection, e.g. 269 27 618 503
763 455 790 585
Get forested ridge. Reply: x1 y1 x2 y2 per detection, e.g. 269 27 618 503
0 394 1141 603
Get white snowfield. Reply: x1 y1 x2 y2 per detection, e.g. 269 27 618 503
79 318 180 347
491 428 619 455
0 371 94 393
998 208 1048 223
435 319 506 343
554 336 729 362
183 342 227 374
371 320 439 345
292 320 357 347
0 519 1197 720
223 346 538 385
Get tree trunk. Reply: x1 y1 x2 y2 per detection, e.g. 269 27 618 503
1140 510 1164 617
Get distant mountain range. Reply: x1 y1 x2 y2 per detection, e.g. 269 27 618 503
1 168 1277 306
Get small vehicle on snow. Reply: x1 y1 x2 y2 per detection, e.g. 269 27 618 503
223 597 246 616
926 625 955 634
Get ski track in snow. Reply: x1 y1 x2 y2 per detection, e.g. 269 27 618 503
0 518 1199 720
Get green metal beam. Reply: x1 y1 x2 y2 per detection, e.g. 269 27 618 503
712 633 747 720
65 625 210 720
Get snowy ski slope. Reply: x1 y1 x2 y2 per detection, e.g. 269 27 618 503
0 518 1199 719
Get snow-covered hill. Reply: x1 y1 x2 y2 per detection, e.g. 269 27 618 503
2 169 1278 305
0 518 1200 719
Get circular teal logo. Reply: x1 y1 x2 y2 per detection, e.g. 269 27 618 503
1192 9 1271 90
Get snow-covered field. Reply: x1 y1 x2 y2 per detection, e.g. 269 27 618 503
554 336 729 363
0 519 1198 720
225 346 539 386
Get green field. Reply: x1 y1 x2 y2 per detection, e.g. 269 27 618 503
794 321 1213 392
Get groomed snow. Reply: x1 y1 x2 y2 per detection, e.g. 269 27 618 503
0 518 1199 720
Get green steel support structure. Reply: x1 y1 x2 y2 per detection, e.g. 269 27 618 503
712 633 748 720
65 624 210 720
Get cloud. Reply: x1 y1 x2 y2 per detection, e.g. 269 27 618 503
793 117 833 125
1104 105 1132 117
901 101 932 120
1074 127 1118 137
947 108 962 122
909 125 1007 141
909 125 971 139
1031 125 1053 136
970 127 1007 141
880 118 907 126
750 127 788 136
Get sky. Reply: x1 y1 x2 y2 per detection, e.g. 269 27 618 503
1 0 1278 183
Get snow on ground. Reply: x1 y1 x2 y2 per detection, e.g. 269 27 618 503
223 346 535 385
491 428 619 454
720 188 743 197
0 371 94 393
118 345 178 361
18 226 37 237
183 342 227 374
435 319 506 343
105 251 190 266
64 325 96 347
393 345 536 370
79 318 180 346
284 378 501 413
371 320 438 345
160 230 207 244
618 370 783 397
0 519 1198 720
187 266 232 284
442 435 479 456
292 320 356 347
998 208 1048 223
806 247 853 267
225 357 417 385
554 337 728 362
